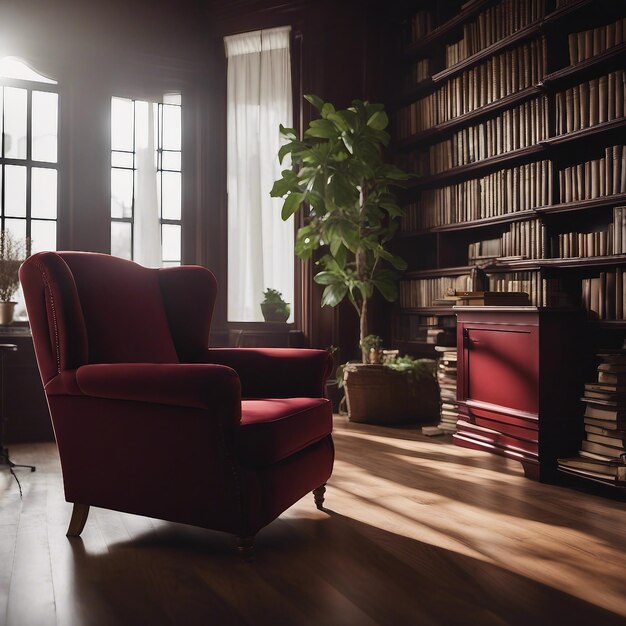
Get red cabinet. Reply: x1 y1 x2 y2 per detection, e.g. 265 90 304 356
454 307 585 481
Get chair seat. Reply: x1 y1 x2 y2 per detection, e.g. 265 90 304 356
238 398 332 466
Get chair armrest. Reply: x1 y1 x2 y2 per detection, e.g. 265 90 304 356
69 363 241 416
196 348 333 398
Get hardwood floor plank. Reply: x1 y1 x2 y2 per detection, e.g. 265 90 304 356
2 417 626 626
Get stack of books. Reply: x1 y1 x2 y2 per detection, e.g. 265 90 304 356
422 346 458 436
454 291 531 306
558 352 626 486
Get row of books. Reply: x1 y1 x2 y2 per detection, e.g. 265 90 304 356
487 271 541 305
559 146 626 203
568 17 626 66
392 313 456 345
399 275 473 309
582 269 626 320
402 9 433 47
469 217 545 262
552 229 614 260
445 0 546 68
558 351 626 486
399 160 552 231
555 70 625 135
551 206 626 259
404 58 430 90
426 97 548 174
396 40 545 137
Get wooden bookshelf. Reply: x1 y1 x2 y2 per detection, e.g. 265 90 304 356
390 0 626 491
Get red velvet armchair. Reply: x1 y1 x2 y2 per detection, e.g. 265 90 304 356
19 251 334 558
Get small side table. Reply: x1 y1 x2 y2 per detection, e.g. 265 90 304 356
0 344 36 485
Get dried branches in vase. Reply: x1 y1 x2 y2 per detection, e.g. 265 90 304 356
0 231 28 325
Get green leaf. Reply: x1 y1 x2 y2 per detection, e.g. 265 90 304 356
367 110 389 130
333 243 348 269
305 120 338 139
341 132 354 154
321 103 335 119
314 271 341 285
321 283 348 307
304 94 325 112
279 124 297 140
372 270 399 302
281 192 304 221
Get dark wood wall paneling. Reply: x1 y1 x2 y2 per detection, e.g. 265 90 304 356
0 0 390 363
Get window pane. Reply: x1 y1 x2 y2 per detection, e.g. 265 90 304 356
160 171 181 220
0 87 3 152
111 97 134 151
4 87 27 159
4 218 27 243
32 91 58 163
163 93 181 106
111 168 133 218
111 221 132 260
161 104 181 150
161 151 181 171
31 167 57 219
112 151 133 168
30 220 57 254
161 223 181 262
4 165 27 217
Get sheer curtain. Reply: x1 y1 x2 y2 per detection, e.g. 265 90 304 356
225 26 294 322
134 101 161 267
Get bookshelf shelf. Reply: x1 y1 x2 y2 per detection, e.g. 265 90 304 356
431 21 543 83
396 85 544 149
546 118 626 147
542 43 626 87
537 193 626 215
409 144 545 189
401 0 496 61
391 0 626 496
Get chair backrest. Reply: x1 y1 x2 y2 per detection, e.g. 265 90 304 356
19 251 218 384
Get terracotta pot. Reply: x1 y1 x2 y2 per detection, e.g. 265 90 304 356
0 301 16 326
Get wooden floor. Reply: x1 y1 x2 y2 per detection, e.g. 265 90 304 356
1 415 626 626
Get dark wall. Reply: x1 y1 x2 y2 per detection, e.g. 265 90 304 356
0 0 386 358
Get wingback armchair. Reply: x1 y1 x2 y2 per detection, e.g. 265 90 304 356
19 251 334 558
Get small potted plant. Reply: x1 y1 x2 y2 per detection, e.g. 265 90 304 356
0 231 27 326
261 288 290 322
360 334 383 364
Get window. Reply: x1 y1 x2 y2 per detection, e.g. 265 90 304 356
111 94 182 267
0 57 58 319
224 26 294 322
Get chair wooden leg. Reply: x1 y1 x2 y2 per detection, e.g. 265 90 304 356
236 536 255 562
66 503 90 537
313 484 326 510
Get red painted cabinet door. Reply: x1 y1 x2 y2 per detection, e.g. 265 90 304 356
461 324 538 415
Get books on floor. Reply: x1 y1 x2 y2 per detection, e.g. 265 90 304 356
558 350 626 486
422 345 459 436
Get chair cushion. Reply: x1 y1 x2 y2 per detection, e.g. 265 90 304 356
238 398 332 466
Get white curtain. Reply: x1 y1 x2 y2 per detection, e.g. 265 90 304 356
225 26 294 322
133 101 161 267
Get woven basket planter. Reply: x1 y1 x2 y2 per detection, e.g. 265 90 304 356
343 363 439 425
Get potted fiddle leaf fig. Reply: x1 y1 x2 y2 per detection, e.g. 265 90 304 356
270 95 411 363
271 96 437 424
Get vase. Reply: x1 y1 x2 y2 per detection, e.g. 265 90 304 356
0 301 16 326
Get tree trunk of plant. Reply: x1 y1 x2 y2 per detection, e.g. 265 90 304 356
360 297 368 363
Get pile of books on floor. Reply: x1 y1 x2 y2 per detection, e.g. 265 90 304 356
558 351 626 486
422 346 458 436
